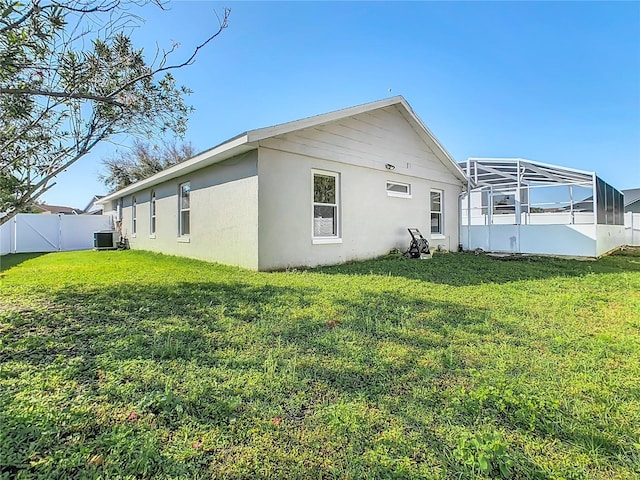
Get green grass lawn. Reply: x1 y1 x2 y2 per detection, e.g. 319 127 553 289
1 249 639 479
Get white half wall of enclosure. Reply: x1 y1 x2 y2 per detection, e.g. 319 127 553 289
0 214 113 255
460 224 626 257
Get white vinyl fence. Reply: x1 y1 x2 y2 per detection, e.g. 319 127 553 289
0 214 114 255
626 212 640 246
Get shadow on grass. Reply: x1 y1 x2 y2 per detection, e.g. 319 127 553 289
285 287 634 476
1 281 314 367
1 280 318 478
1 275 636 477
0 252 48 272
313 250 640 286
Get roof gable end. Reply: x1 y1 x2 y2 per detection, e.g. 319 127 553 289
247 96 467 183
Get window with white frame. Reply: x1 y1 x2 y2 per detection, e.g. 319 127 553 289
430 190 443 235
313 171 339 238
131 196 137 234
150 190 156 235
386 181 411 198
179 182 190 236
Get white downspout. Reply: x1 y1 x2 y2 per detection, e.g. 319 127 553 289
458 191 464 252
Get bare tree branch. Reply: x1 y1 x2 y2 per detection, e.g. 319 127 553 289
0 87 127 106
106 7 229 100
0 0 229 223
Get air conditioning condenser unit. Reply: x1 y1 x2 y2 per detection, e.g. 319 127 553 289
94 231 120 250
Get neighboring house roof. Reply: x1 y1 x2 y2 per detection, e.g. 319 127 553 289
33 204 83 215
568 195 595 212
83 195 105 214
622 188 640 207
99 96 468 204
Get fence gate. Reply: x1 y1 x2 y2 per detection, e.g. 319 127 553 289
15 214 62 253
1 214 114 255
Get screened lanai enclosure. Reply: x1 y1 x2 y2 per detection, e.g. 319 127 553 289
460 158 626 257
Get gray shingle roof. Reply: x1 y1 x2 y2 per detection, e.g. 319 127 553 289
622 188 640 207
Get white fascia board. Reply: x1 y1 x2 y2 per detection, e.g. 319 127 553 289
246 96 407 143
98 134 252 205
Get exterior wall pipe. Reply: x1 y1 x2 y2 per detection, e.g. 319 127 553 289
458 191 463 250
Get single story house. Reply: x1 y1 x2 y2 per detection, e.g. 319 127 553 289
83 195 105 215
98 96 467 270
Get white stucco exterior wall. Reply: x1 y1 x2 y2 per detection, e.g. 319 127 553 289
256 105 463 270
100 103 466 271
115 151 259 269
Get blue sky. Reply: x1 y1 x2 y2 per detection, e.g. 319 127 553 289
43 1 640 208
